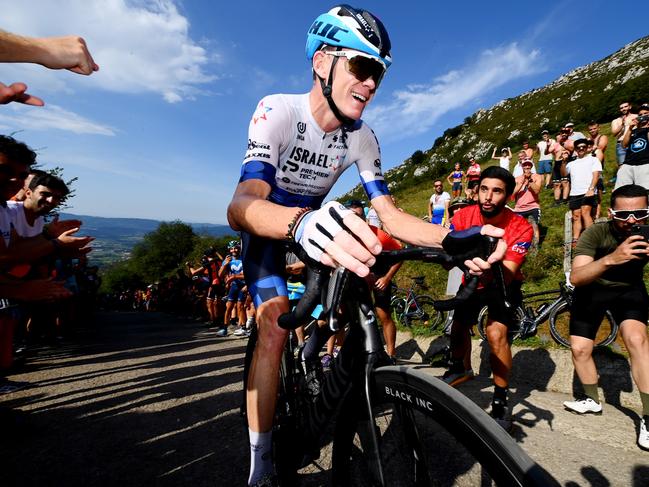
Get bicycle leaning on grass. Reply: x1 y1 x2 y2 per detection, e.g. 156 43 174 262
389 276 443 329
475 277 619 348
242 237 559 486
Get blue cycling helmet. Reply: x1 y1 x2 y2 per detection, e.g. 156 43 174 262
306 5 392 68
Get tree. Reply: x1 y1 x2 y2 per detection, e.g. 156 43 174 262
130 221 196 282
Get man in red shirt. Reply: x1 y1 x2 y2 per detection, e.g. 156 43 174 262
442 166 533 430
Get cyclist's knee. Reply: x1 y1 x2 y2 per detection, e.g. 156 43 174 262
570 341 593 360
485 321 508 345
255 298 290 351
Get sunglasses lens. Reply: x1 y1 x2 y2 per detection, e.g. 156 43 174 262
613 209 649 220
347 55 385 85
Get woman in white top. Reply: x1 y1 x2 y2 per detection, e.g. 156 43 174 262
491 146 512 171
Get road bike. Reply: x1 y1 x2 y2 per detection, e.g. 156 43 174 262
389 276 443 329
243 239 559 486
475 280 619 348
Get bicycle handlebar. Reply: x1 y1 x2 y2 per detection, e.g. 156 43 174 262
277 234 506 331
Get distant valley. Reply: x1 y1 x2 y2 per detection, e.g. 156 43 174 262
60 213 233 266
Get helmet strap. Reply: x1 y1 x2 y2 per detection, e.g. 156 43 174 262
318 54 355 128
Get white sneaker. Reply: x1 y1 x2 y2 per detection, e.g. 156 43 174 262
563 397 602 415
233 327 247 337
639 416 649 451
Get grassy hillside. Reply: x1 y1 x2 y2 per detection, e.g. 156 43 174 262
340 36 649 301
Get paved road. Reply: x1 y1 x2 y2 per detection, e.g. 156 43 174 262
0 311 647 486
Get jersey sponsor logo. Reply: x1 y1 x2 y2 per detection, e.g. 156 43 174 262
248 139 270 151
283 146 331 171
308 21 349 43
327 133 348 150
298 168 331 180
297 122 306 134
631 138 647 153
253 101 272 124
245 151 271 160
373 158 381 168
511 241 531 254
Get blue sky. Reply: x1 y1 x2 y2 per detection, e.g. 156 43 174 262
1 0 647 224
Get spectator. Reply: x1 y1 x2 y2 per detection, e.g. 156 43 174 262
611 101 638 178
428 179 450 225
348 201 402 361
587 122 609 217
565 184 649 451
616 103 649 191
513 159 543 248
491 146 512 171
0 30 98 106
218 240 245 337
11 168 47 202
548 134 571 206
521 140 533 160
465 156 481 200
536 130 554 189
442 166 533 431
446 162 465 198
512 151 537 178
564 122 587 142
560 138 602 242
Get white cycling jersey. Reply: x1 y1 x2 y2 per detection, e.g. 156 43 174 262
240 93 389 208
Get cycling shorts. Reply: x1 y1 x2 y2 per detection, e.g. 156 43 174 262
570 284 648 340
452 182 462 192
227 279 247 302
241 231 289 308
453 281 523 328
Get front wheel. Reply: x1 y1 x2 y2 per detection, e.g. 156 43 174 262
331 367 558 486
548 301 618 348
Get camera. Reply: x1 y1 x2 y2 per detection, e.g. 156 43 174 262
637 114 649 125
631 224 649 241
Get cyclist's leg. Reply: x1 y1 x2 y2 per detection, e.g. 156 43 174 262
241 232 290 485
374 286 396 358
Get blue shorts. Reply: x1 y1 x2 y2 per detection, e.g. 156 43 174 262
241 231 289 308
227 279 247 302
537 159 552 174
616 141 626 165
452 182 462 192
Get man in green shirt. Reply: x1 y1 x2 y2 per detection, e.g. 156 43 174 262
565 184 649 451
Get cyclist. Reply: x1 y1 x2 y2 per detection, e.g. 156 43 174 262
218 240 245 337
226 6 506 485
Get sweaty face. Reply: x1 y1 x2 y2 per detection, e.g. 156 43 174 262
478 178 508 219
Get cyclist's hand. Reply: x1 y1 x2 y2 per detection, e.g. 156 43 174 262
606 235 649 265
294 201 380 277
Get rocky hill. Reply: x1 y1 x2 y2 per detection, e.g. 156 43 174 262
344 35 649 200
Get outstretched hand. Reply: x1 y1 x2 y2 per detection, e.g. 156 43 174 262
462 225 506 275
36 35 99 75
0 81 44 106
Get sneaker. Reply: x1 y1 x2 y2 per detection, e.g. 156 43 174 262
441 368 474 387
215 328 228 337
320 353 333 369
491 399 512 431
249 473 278 487
638 416 649 451
233 326 248 337
563 397 602 415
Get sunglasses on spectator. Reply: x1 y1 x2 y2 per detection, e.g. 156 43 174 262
575 145 588 151
326 50 387 87
610 208 649 221
434 184 442 187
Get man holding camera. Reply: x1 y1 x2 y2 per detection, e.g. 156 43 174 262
513 159 542 247
615 103 649 191
565 184 649 450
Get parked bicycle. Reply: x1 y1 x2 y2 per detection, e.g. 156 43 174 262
389 276 443 329
243 239 558 486
476 279 619 348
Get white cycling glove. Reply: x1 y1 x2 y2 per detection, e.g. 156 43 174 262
294 201 355 263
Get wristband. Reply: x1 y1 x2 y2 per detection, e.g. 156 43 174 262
286 207 312 241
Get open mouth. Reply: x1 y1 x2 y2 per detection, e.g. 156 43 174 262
351 91 367 103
